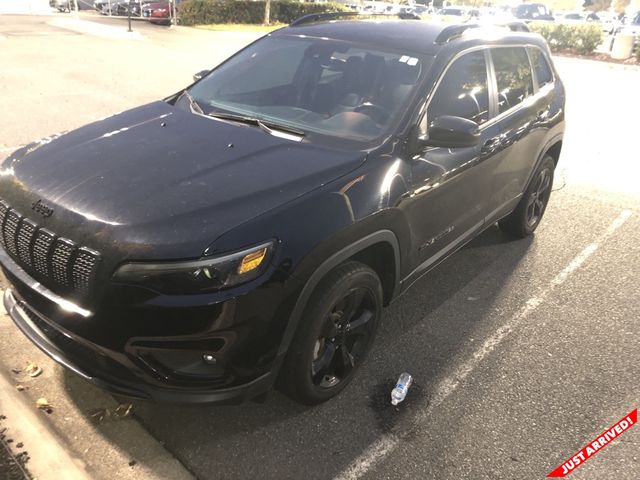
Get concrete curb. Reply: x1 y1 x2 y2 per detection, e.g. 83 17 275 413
0 290 195 480
0 371 91 480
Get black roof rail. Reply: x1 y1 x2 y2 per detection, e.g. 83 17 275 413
433 21 530 44
504 21 530 32
290 12 420 27
433 24 480 44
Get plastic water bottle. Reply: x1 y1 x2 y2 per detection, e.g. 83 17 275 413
391 372 413 406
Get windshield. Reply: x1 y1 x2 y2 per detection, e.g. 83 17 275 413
187 34 430 143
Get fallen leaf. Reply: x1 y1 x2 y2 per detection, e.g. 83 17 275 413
89 408 110 423
115 403 133 418
25 362 42 378
35 398 53 413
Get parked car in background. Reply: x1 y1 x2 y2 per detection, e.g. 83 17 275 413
595 11 621 34
513 3 554 21
94 0 116 14
622 11 640 34
412 5 430 15
436 7 480 18
112 0 142 16
0 17 564 406
400 5 431 15
96 0 143 15
383 4 401 15
556 12 587 23
50 0 93 10
620 12 640 50
142 1 172 24
51 0 71 12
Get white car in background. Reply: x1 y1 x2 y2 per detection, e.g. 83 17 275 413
435 6 480 18
621 12 640 50
621 11 640 36
594 11 621 34
555 12 587 23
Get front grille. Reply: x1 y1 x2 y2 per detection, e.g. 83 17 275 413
0 198 101 299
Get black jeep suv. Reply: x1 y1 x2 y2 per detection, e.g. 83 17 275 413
0 16 564 405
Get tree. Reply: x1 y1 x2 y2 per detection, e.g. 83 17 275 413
613 0 631 14
264 0 271 25
583 0 612 11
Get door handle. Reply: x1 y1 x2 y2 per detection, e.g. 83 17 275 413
481 137 502 156
536 110 550 122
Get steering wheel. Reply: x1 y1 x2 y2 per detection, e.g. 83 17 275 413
354 103 390 125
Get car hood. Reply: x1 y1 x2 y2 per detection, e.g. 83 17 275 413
0 101 365 261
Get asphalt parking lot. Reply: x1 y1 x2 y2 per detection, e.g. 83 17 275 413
0 14 639 480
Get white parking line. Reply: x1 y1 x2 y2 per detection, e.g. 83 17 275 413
335 209 633 480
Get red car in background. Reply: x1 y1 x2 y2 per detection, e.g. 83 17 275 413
142 1 173 24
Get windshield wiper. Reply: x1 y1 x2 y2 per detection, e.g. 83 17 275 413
207 112 305 139
181 90 204 116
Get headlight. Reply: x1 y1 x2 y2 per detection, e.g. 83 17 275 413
113 241 275 294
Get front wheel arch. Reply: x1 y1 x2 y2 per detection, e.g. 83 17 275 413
275 230 400 362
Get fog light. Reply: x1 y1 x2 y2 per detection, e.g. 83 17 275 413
202 354 217 364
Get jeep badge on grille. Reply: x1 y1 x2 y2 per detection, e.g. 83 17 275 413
31 199 54 218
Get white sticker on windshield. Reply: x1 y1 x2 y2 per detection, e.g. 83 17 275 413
399 55 410 63
407 57 419 66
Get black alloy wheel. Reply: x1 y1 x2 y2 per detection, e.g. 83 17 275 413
525 166 552 228
499 155 555 238
279 262 382 404
311 286 376 388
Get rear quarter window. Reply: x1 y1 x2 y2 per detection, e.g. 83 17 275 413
529 47 554 88
491 47 534 114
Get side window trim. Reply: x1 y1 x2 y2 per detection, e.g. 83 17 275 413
420 46 491 134
526 47 539 94
484 48 499 120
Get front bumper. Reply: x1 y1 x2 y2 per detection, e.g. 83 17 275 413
2 287 274 403
0 247 293 404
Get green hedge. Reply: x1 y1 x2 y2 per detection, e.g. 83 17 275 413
529 22 603 55
179 0 349 26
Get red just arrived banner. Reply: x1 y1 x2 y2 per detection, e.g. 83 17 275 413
547 409 637 477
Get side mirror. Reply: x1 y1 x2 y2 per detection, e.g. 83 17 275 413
193 70 210 82
424 115 481 149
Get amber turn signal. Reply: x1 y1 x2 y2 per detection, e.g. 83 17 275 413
238 247 269 275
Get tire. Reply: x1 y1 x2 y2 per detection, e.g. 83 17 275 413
499 155 555 238
279 261 383 405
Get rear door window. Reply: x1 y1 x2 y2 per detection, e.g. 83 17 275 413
427 50 490 126
528 48 554 88
491 47 534 114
